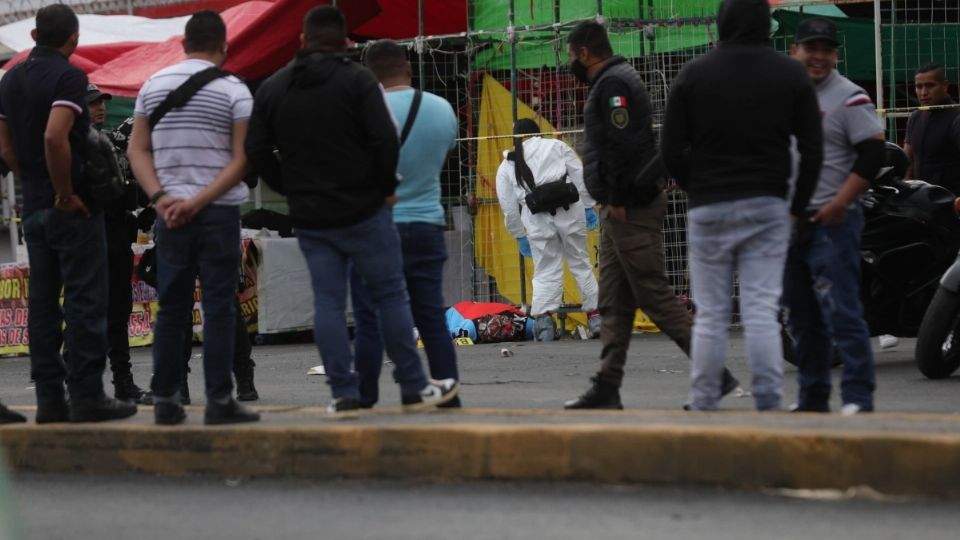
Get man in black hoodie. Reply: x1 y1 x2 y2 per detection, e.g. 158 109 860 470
660 0 822 411
564 21 741 410
245 6 459 417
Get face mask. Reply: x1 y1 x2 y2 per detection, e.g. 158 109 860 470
569 59 590 84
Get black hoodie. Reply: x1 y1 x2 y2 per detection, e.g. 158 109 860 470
660 0 823 216
245 50 399 229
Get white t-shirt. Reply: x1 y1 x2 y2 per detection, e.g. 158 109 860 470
134 58 252 205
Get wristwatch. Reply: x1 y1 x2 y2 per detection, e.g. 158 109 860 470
150 190 168 205
54 193 74 205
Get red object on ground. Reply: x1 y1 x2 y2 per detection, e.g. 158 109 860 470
452 301 524 321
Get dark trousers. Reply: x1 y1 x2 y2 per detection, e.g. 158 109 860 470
151 205 240 400
105 214 134 378
179 297 253 380
596 192 692 387
23 209 109 401
350 222 458 407
784 205 875 410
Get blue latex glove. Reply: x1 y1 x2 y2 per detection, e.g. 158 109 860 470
517 237 532 257
585 207 599 230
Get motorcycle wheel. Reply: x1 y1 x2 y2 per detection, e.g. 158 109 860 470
915 287 960 379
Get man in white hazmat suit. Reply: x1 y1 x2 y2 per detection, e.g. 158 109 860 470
496 118 601 341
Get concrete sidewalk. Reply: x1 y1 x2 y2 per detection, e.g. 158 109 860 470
1 334 959 497
2 405 960 498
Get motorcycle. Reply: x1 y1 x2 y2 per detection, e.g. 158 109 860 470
916 260 960 378
783 143 960 368
860 144 960 342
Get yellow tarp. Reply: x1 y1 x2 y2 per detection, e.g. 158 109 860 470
474 74 657 332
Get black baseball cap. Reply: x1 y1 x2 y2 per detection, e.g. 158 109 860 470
85 83 112 103
795 17 839 47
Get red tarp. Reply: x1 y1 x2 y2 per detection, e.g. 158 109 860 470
3 0 382 97
352 0 467 40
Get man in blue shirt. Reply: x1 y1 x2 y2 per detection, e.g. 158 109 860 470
0 5 136 422
350 38 461 408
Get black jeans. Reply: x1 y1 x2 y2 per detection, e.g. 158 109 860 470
151 205 240 400
23 209 109 401
105 213 134 377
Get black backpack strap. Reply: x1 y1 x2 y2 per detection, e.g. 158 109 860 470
399 89 422 146
148 67 230 129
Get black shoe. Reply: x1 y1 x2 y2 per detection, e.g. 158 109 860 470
401 378 460 411
564 377 623 410
236 377 259 402
204 397 260 425
36 384 69 424
69 394 138 423
0 402 26 424
721 369 740 397
154 401 187 425
36 398 70 424
326 397 361 418
436 396 462 409
790 402 830 413
113 372 146 403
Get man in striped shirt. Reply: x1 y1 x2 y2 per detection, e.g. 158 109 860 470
128 10 258 426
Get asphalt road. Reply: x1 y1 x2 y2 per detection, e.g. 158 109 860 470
0 332 957 413
7 474 960 540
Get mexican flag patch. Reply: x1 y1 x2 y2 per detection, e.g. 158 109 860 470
609 96 627 107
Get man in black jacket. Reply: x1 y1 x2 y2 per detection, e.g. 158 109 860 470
245 6 459 416
661 0 823 411
564 21 740 410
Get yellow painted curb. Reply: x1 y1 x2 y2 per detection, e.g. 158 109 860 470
2 423 959 497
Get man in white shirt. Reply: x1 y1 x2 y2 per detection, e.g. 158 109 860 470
496 118 600 340
128 10 258 426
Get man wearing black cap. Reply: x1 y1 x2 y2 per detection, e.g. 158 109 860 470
660 0 823 411
786 17 885 415
86 83 148 403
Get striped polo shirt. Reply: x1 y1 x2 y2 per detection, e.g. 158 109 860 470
134 58 252 205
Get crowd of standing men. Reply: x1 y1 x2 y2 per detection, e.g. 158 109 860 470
0 0 957 425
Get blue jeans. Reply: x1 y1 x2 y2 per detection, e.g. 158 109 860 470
152 205 240 400
350 222 458 407
687 196 790 411
784 204 875 411
296 207 428 400
23 209 109 401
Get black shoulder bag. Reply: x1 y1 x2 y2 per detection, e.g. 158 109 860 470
399 89 422 146
513 137 579 215
148 67 229 128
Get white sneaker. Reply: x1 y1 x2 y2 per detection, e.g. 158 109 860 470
402 378 460 411
878 334 899 349
840 403 865 416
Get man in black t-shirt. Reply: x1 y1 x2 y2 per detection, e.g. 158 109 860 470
904 63 960 193
0 5 136 423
